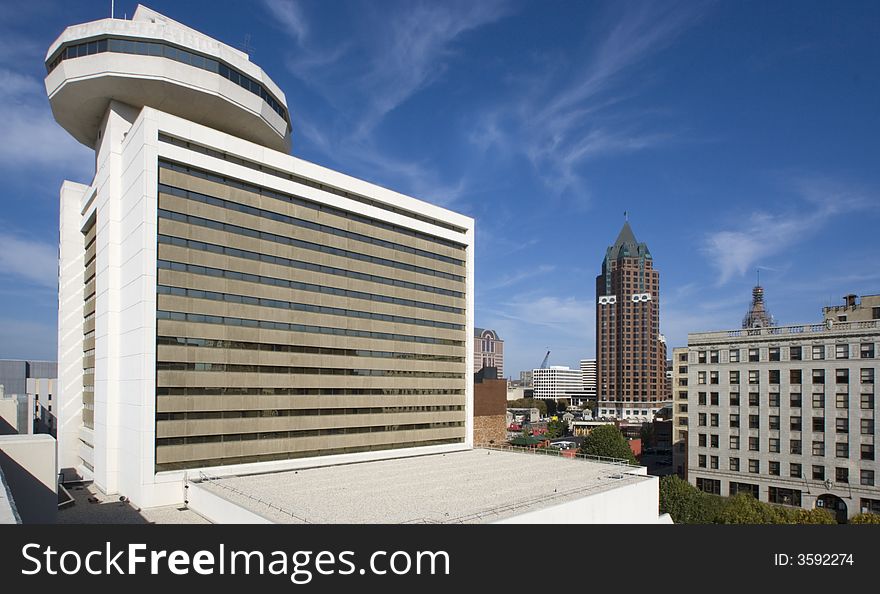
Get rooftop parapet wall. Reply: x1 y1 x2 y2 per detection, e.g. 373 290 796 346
689 319 880 345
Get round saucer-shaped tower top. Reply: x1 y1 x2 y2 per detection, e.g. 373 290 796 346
44 5 291 153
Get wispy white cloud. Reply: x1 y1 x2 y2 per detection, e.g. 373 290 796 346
496 294 594 338
702 177 877 285
264 0 513 207
0 232 57 289
351 0 512 138
472 1 710 201
0 66 91 171
480 293 596 374
264 0 310 44
479 265 557 293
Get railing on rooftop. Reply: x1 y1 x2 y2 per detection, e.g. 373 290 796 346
479 444 640 469
192 471 311 523
402 446 643 524
689 319 880 342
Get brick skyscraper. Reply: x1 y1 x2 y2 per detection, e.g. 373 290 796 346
595 221 667 421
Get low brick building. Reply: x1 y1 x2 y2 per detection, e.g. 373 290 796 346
474 367 507 445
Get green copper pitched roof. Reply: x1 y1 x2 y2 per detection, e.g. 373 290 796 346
607 221 651 261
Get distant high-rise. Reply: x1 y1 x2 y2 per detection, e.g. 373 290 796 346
580 358 597 396
743 284 774 328
532 366 584 403
595 220 666 420
474 328 504 378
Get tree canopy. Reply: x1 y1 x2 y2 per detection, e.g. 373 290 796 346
659 476 837 524
849 513 880 524
577 424 637 464
508 398 547 416
545 417 569 439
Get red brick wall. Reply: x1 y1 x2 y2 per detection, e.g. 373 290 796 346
474 378 506 417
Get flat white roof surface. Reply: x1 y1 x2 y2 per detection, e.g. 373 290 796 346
196 449 647 524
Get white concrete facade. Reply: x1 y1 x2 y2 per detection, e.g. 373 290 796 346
58 181 88 477
51 7 475 509
532 366 585 402
580 358 597 396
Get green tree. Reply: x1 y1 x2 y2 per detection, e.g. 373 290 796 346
716 494 789 524
546 418 564 439
578 424 637 465
658 476 838 524
791 508 837 525
556 399 568 413
849 513 880 524
508 398 547 416
546 399 558 417
658 475 724 524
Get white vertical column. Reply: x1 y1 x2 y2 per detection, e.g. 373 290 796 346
91 101 138 495
57 180 89 479
115 108 160 506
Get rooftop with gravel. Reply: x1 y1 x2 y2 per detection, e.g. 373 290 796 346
195 448 648 524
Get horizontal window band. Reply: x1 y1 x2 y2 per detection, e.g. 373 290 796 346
157 153 467 242
157 387 463 396
156 284 464 331
157 309 465 346
157 405 464 421
157 202 464 283
156 422 465 446
46 38 287 120
157 181 464 267
154 437 465 471
157 233 464 299
157 252 463 314
156 361 464 379
157 335 465 363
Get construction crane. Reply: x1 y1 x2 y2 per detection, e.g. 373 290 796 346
539 350 551 369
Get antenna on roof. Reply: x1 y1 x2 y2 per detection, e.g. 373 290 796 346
757 268 760 286
624 210 628 222
111 1 114 18
240 33 255 56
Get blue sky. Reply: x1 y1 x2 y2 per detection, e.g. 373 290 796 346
1 0 878 377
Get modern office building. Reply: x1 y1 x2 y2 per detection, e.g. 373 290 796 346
687 293 880 521
671 346 689 478
0 360 57 436
474 328 503 378
49 6 473 508
595 221 666 421
580 358 597 397
532 366 585 404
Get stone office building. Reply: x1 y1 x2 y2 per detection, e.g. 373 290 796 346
687 293 880 521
